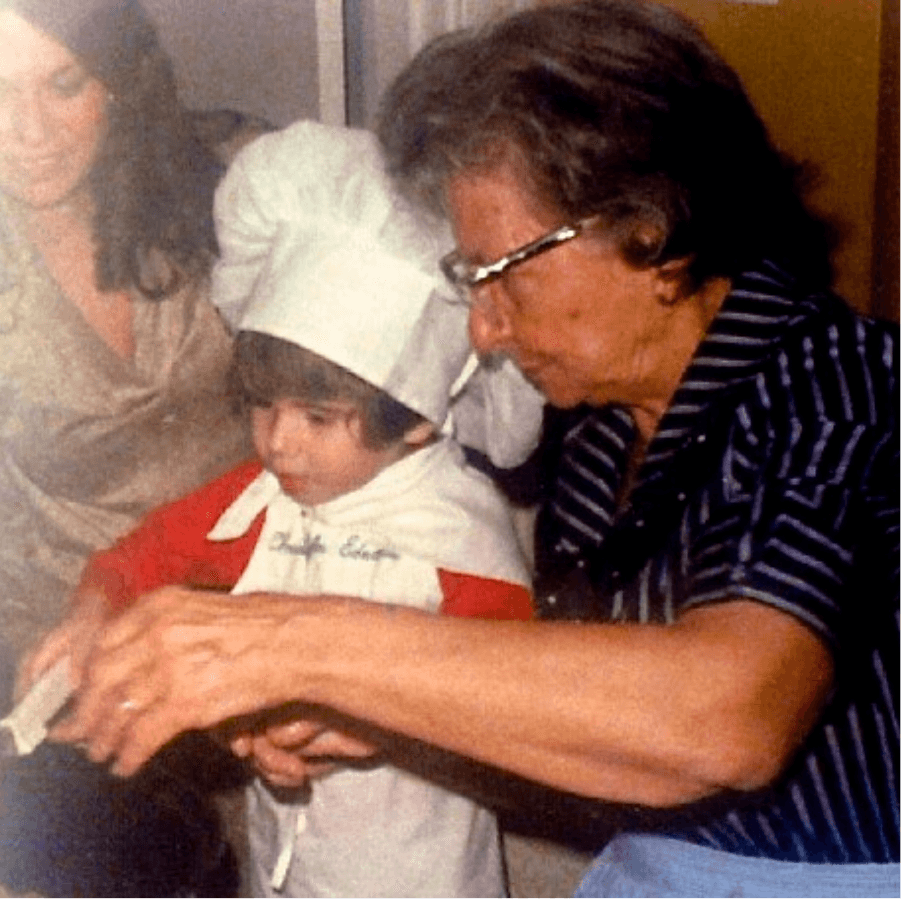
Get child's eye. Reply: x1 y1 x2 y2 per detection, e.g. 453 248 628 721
50 68 90 98
305 409 335 427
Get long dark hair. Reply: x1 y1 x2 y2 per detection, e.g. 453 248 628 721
6 0 222 298
378 0 834 290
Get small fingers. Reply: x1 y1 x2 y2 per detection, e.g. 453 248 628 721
230 732 254 758
251 734 312 788
301 729 378 760
265 718 326 749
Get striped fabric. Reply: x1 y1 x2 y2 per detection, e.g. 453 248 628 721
534 262 899 863
544 406 634 555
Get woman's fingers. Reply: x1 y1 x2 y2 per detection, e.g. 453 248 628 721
47 591 198 762
108 700 194 777
45 587 365 776
49 635 159 753
47 585 308 774
78 677 167 767
16 590 110 698
17 628 72 699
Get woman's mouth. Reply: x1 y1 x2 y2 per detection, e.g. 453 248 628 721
8 153 65 181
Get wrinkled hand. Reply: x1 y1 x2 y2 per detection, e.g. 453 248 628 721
48 585 326 776
17 587 111 699
231 719 379 788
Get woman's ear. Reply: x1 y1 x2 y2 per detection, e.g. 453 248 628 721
654 256 693 306
403 420 436 448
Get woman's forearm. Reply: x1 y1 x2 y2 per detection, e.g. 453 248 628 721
53 588 832 803
271 596 833 805
284 602 708 804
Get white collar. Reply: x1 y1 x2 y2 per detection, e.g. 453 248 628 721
208 437 529 586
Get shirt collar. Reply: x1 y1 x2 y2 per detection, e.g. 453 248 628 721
645 261 820 471
208 437 461 540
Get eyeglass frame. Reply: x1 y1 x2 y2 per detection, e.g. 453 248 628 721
439 215 600 300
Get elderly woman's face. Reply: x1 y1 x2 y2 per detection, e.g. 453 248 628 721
0 11 108 210
447 166 679 410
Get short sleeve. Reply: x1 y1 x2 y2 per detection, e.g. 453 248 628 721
682 324 898 651
438 569 533 620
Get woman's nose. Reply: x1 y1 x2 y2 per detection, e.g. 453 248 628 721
3 91 52 146
467 284 514 355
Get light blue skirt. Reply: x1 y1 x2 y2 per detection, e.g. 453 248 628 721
574 833 900 898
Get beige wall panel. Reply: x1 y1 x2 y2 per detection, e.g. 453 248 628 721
145 0 321 127
659 0 883 313
873 0 899 321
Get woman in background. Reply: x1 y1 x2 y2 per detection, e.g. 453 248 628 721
0 0 254 894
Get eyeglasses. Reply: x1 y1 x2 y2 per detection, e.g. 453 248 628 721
440 216 599 297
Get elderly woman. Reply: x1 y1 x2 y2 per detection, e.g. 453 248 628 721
49 1 897 896
0 0 255 894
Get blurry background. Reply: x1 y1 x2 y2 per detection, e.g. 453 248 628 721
143 0 898 321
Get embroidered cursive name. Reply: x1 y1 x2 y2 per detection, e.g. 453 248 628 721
339 535 399 562
269 531 326 558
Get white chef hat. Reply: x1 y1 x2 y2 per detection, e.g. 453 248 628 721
213 119 545 465
212 120 470 426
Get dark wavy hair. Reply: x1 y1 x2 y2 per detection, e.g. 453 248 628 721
232 331 426 449
378 0 834 290
6 0 223 298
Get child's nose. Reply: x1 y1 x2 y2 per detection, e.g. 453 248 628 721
266 405 303 456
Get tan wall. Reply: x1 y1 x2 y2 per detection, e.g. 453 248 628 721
873 0 899 321
144 0 321 127
659 0 889 316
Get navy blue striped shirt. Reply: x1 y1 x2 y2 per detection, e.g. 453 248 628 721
534 262 899 863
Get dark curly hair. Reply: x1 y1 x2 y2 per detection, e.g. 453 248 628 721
377 0 834 290
6 0 223 298
232 331 427 450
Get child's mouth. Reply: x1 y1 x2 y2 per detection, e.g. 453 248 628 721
276 473 307 496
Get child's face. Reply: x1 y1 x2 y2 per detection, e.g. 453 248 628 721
251 398 412 506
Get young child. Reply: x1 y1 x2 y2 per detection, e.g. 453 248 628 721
69 121 533 897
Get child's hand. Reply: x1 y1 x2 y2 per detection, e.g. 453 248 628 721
231 719 378 788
